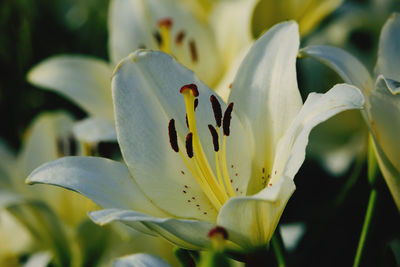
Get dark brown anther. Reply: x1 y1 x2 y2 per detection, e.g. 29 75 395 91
208 125 219 152
185 132 194 158
210 95 222 127
208 226 228 239
189 39 198 63
175 30 186 45
168 119 179 152
194 98 199 111
153 31 162 45
223 103 234 136
180 83 199 97
158 18 173 28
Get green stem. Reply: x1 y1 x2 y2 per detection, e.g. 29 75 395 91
353 188 378 267
271 231 286 267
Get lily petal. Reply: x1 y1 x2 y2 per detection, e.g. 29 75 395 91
376 13 400 81
371 136 400 210
108 0 157 65
26 156 167 217
214 44 251 102
73 117 117 143
113 253 171 267
90 209 216 250
23 252 52 267
17 112 74 181
368 76 400 209
112 51 251 221
251 0 343 37
369 76 400 172
271 84 364 183
217 175 295 248
210 0 257 70
27 55 113 119
299 45 374 96
228 21 302 194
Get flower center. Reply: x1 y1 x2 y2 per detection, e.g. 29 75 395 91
156 18 199 64
168 84 236 211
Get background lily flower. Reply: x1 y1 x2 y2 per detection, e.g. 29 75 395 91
27 0 223 144
28 21 364 251
297 0 400 175
0 112 177 266
300 13 400 210
26 0 343 144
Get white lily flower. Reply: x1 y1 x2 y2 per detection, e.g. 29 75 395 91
300 13 400 210
28 21 363 250
27 0 223 144
0 112 93 226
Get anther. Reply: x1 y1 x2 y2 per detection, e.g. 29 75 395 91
158 18 173 29
210 95 222 127
208 125 219 152
189 39 198 63
194 98 199 110
175 31 186 45
153 31 162 45
223 103 234 136
185 132 194 158
180 83 199 97
168 119 179 152
208 226 228 240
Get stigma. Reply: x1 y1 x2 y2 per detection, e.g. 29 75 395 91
168 83 236 211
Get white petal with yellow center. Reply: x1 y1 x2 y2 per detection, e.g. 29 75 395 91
112 51 251 221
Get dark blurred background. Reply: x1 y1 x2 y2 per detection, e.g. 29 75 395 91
0 0 399 266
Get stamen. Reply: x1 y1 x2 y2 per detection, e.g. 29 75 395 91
210 95 222 127
208 125 219 152
175 30 186 45
180 83 199 96
189 39 198 63
158 18 173 28
178 83 232 210
223 103 234 136
185 99 198 129
185 132 194 158
168 119 179 152
158 18 173 53
208 226 228 252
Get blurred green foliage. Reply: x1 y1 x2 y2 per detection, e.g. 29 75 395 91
0 0 108 149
